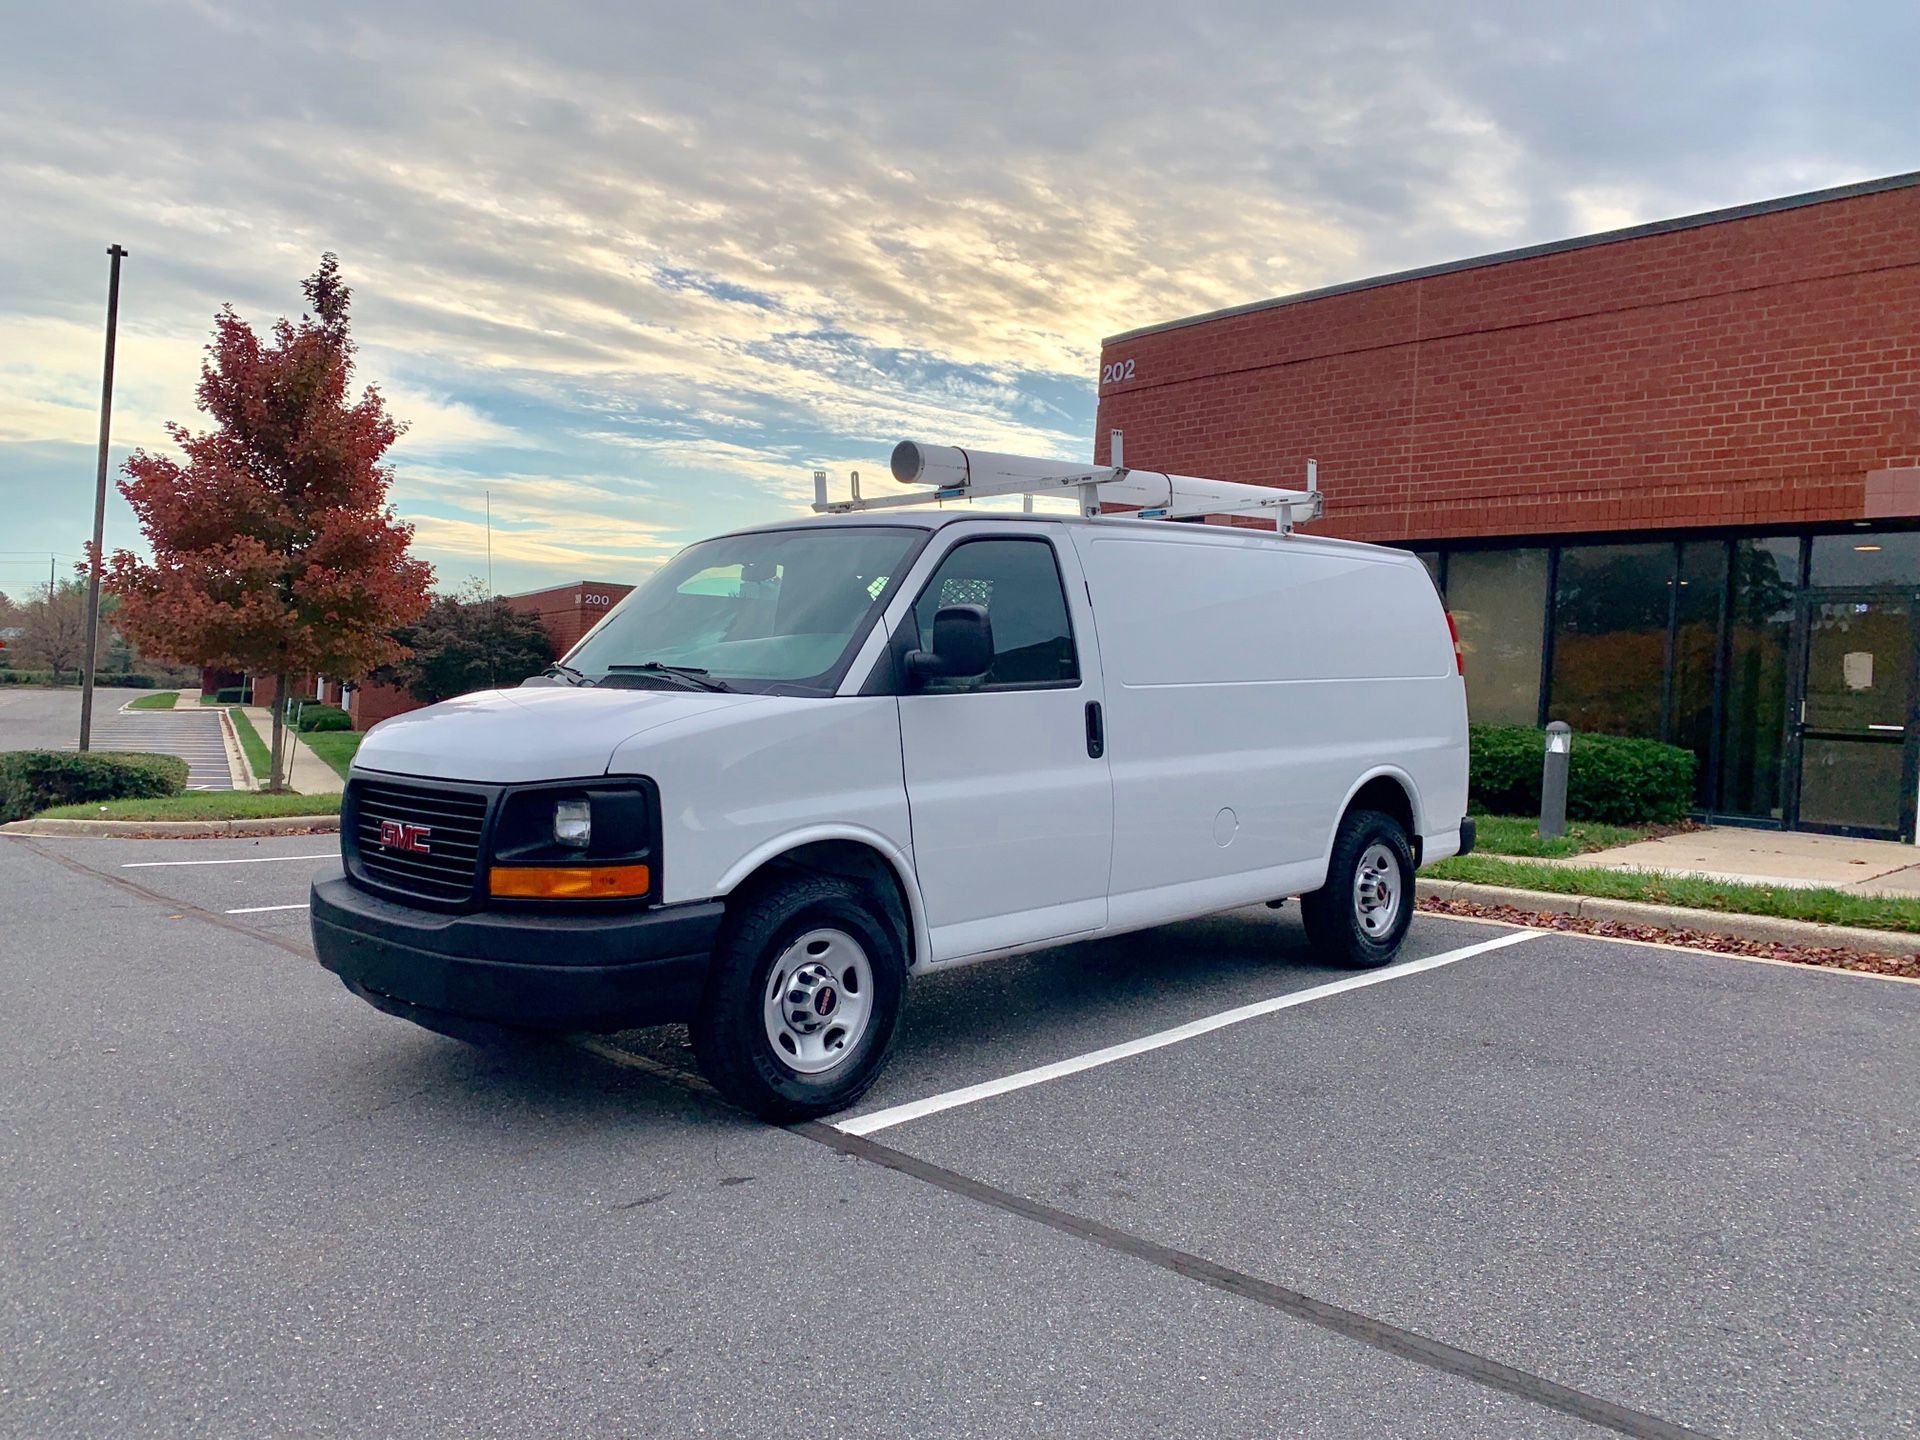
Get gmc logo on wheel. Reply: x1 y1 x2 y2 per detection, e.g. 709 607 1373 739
377 820 432 854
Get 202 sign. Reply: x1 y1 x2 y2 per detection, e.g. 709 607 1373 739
1100 358 1136 385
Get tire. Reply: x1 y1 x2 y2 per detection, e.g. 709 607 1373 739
1300 809 1415 968
691 874 906 1122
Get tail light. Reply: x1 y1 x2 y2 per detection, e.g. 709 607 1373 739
1445 612 1465 675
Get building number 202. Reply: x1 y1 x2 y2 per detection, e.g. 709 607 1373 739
1100 358 1136 385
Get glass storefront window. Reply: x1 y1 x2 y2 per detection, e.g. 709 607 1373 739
1671 541 1728 804
1547 543 1675 738
1447 549 1547 727
1809 529 1920 587
1718 537 1800 819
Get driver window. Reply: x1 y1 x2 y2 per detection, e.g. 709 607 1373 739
911 538 1080 691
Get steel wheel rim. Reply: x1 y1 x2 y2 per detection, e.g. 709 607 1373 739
762 927 875 1076
1353 842 1401 938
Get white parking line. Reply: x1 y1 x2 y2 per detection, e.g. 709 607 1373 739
122 854 335 869
835 929 1542 1137
225 903 311 915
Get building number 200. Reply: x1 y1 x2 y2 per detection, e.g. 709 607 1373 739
1100 358 1136 385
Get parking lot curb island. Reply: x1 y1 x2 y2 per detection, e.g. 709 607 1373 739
1418 876 1920 957
0 816 341 838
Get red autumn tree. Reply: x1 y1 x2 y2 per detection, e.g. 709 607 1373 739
103 255 433 789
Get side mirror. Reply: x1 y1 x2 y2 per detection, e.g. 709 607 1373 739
906 604 994 684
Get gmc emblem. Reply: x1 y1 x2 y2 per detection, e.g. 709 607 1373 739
377 819 432 855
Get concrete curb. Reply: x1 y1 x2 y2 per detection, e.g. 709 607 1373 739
0 815 340 838
1418 877 1920 957
218 705 257 791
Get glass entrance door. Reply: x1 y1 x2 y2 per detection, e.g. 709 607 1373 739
1790 592 1917 840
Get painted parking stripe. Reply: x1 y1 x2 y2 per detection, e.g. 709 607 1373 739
225 903 311 914
123 854 335 868
84 707 237 790
835 928 1542 1137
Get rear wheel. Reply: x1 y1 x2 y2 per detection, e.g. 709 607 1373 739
691 874 905 1122
1301 808 1415 968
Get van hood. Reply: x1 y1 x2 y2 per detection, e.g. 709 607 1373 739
351 685 774 784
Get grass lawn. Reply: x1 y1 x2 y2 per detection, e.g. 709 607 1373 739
303 728 363 779
126 691 179 710
226 707 275 786
1426 853 1920 934
37 791 342 821
1469 814 1660 859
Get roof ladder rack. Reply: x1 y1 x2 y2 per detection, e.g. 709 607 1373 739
812 430 1323 534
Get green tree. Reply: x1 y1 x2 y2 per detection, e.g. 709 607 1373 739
376 580 555 704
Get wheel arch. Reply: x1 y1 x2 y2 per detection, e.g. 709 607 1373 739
715 827 929 971
1332 767 1424 862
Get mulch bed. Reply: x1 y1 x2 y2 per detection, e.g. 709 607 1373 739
113 825 339 840
1418 896 1920 981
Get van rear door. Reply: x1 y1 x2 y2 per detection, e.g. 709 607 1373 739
894 529 1113 962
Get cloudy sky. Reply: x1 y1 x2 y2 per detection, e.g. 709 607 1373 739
2 1 1914 598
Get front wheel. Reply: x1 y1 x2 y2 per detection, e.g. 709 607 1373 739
1300 809 1415 968
691 874 905 1122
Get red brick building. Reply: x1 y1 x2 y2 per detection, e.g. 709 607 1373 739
340 581 636 728
1097 172 1920 840
228 580 640 731
501 580 634 653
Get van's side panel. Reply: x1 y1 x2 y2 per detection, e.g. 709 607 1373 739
1073 528 1466 913
607 695 911 908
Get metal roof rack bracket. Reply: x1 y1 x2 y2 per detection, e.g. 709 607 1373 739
812 430 1322 534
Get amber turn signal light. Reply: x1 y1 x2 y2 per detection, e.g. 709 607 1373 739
489 863 651 900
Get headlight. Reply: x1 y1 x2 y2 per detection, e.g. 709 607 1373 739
488 779 658 904
553 798 592 848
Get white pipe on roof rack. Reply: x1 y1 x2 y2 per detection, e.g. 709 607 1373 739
887 440 1314 520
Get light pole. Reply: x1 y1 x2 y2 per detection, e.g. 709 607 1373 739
79 243 128 751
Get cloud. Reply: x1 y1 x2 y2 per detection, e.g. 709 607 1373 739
2 0 1913 595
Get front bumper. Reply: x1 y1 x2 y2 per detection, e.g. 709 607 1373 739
310 869 724 1034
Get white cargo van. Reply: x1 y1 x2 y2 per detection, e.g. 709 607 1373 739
311 441 1472 1120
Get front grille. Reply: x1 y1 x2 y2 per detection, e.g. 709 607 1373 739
349 779 490 903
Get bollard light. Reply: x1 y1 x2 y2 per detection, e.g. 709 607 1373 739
1540 722 1573 840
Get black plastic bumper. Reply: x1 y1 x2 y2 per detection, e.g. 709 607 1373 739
1457 817 1477 858
310 870 724 1034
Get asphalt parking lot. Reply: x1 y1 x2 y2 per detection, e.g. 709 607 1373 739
3 833 1916 1439
0 687 151 751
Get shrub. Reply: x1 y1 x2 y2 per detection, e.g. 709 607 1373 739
96 673 158 689
298 704 352 732
214 686 251 704
1469 724 1696 825
0 750 190 823
0 671 59 686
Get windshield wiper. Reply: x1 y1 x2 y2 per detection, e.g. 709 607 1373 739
541 662 590 686
605 662 733 693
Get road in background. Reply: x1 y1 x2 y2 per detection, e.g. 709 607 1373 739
0 687 234 789
0 686 148 750
84 704 234 789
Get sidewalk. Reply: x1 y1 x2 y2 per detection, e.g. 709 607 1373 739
239 706 345 795
1548 827 1920 897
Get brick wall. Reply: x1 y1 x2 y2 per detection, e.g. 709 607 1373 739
503 582 634 655
1095 179 1920 543
346 678 417 730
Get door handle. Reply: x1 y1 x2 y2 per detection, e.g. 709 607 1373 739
1085 700 1105 759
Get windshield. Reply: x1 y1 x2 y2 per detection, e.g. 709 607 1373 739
563 526 920 695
